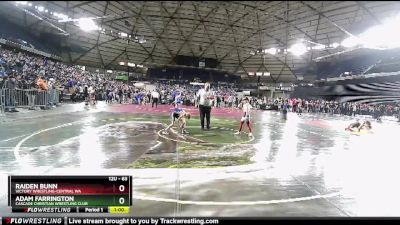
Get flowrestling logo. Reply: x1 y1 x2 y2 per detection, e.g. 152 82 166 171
1 217 220 225
3 217 63 224
25 207 72 213
67 218 219 225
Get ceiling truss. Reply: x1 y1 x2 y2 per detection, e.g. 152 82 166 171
0 1 398 83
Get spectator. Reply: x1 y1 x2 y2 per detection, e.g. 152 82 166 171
4 75 18 112
37 76 48 91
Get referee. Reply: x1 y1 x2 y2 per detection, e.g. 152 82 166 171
197 82 214 130
151 89 160 108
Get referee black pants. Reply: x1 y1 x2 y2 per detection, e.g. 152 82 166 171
199 105 211 129
152 98 159 108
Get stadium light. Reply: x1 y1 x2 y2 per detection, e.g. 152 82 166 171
331 43 340 48
119 62 125 66
15 1 28 5
55 13 69 21
37 6 44 12
120 32 128 38
77 18 99 32
137 64 143 68
312 44 326 50
106 70 113 73
288 42 307 56
341 36 361 48
248 72 255 76
28 3 32 6
265 48 277 55
256 72 263 76
264 72 271 76
359 25 385 49
127 62 135 67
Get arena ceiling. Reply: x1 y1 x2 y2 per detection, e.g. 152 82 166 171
1 1 400 83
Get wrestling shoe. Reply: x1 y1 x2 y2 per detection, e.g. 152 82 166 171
234 131 241 135
248 132 253 137
182 130 190 134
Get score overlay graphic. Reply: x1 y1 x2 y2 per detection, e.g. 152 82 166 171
8 176 132 213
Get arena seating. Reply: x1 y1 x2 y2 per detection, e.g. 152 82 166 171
366 56 400 74
0 16 53 54
326 56 378 78
1 43 399 120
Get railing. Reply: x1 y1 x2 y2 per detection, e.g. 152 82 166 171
0 88 5 114
0 88 61 112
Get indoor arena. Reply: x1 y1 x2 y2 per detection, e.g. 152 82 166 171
1 1 400 219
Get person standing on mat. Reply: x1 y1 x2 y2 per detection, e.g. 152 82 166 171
197 82 214 130
151 89 160 108
281 100 289 120
234 97 253 137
